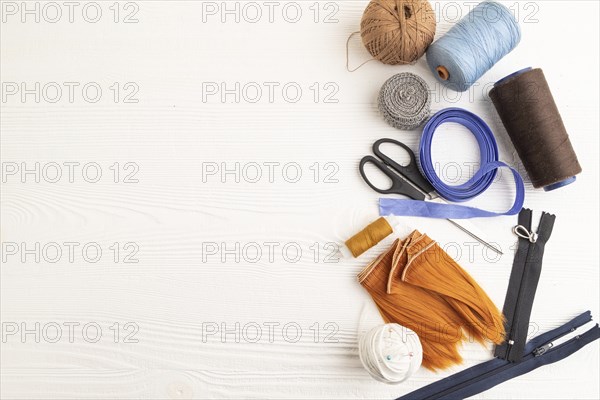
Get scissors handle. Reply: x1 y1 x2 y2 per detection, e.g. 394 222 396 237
359 156 427 201
373 138 436 197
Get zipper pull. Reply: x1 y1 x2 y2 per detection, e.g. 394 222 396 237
532 321 593 357
533 342 553 356
514 225 538 243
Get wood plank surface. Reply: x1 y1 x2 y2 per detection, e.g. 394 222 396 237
1 1 598 399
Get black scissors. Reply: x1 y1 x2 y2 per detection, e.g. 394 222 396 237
359 138 438 201
359 138 503 255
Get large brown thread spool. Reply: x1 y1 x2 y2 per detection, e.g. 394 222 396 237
490 68 582 191
360 0 436 66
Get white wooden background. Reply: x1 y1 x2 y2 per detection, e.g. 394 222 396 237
1 1 598 399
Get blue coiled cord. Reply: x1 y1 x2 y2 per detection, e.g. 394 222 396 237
421 108 499 202
379 108 525 219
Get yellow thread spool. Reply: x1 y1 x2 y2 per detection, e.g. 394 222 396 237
345 217 394 258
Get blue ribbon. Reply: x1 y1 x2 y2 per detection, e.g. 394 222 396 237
379 108 525 219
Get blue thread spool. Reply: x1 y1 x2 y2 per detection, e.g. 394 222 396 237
426 1 521 92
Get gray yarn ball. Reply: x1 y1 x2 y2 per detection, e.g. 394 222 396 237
378 73 431 131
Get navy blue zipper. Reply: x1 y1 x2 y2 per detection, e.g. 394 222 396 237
430 314 593 400
398 311 599 400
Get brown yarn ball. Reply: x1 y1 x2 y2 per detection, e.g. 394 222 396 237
360 0 436 65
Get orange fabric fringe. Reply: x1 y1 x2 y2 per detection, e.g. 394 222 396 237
358 230 505 371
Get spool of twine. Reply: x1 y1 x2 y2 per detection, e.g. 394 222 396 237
490 68 582 191
360 0 436 65
345 217 393 258
426 1 521 92
378 73 431 130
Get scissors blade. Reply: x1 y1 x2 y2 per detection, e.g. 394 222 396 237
392 174 429 201
395 173 438 201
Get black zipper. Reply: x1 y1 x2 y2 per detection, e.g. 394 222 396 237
505 237 536 360
496 210 556 362
494 208 534 361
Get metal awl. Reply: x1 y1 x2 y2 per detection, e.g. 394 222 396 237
445 219 503 255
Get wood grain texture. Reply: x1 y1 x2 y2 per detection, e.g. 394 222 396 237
1 1 599 399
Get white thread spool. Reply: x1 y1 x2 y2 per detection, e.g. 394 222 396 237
359 323 423 384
